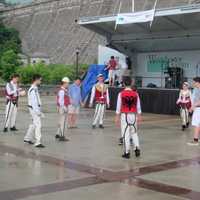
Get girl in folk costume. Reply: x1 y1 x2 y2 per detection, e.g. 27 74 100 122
55 77 70 141
89 74 110 129
176 82 192 131
115 77 142 159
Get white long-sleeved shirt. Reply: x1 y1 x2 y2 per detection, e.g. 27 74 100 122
116 88 142 114
89 83 110 105
28 84 42 114
6 81 19 99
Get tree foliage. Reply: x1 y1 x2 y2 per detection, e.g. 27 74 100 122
0 20 22 81
17 63 89 85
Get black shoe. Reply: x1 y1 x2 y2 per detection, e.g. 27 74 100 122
182 125 186 131
122 152 130 159
186 122 190 128
99 124 104 129
59 136 69 142
135 148 141 157
10 127 18 131
3 128 8 132
24 140 34 145
92 125 96 129
35 144 45 148
118 137 123 145
55 134 61 139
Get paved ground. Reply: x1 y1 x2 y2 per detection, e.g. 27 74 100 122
0 96 200 200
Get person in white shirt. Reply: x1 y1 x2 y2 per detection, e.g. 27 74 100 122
89 74 110 129
24 74 45 148
55 77 70 141
4 74 21 132
116 57 128 86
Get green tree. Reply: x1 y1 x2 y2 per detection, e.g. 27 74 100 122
0 49 21 81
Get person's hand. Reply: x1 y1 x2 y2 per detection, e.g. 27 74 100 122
137 114 142 124
115 114 120 127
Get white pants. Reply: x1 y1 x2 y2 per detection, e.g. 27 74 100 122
180 108 189 126
93 103 105 126
24 109 42 146
121 113 139 153
4 101 17 128
57 107 67 137
108 70 116 81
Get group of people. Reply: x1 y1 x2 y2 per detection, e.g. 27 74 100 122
2 72 200 159
2 73 142 159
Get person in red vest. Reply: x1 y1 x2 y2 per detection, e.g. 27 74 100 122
89 74 110 129
115 77 142 159
3 74 25 132
55 77 70 141
106 56 117 87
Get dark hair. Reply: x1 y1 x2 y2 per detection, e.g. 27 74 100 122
123 77 132 86
32 74 42 82
75 77 81 81
111 56 114 59
193 77 200 83
11 74 20 79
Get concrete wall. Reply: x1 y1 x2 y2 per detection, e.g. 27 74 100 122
1 0 198 64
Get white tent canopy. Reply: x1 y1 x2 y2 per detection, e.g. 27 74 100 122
79 4 200 54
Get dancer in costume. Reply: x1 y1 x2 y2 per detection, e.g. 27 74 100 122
55 77 70 141
3 74 25 132
89 74 110 129
176 82 192 131
24 74 45 148
115 77 142 159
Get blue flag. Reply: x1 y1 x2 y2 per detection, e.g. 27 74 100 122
82 64 108 100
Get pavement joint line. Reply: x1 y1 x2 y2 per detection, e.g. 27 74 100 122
1 143 200 199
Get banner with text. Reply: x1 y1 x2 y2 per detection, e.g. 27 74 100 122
116 9 155 25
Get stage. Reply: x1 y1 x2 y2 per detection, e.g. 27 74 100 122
109 87 179 115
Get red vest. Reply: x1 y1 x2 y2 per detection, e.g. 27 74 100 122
121 89 138 113
57 88 70 107
95 84 107 104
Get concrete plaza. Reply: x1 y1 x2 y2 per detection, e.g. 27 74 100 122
0 96 200 200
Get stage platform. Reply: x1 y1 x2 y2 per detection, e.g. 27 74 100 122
109 87 180 115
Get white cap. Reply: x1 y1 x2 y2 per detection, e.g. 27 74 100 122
97 74 103 78
183 82 189 87
62 77 70 83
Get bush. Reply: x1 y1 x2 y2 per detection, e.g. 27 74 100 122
17 63 89 85
0 50 21 81
17 63 51 84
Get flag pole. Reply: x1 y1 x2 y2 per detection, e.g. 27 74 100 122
132 0 135 12
115 1 122 30
150 0 158 28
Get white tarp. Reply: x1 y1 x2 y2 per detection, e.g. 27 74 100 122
116 9 155 25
